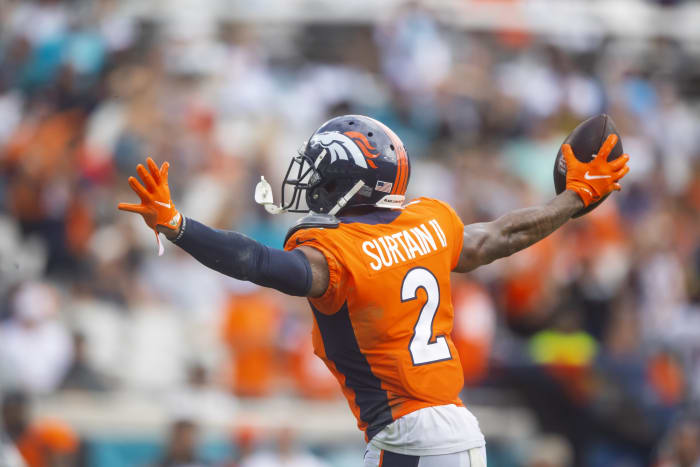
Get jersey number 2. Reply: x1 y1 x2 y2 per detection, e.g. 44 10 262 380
401 267 452 365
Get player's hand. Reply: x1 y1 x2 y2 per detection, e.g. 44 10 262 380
562 134 630 207
118 157 182 234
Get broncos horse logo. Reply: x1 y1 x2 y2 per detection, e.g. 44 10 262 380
309 131 380 169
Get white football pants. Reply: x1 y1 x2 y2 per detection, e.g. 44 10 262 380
363 444 487 467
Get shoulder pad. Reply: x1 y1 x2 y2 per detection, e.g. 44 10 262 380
284 213 340 244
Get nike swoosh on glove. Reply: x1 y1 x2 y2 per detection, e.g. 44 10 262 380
563 134 630 207
118 157 181 255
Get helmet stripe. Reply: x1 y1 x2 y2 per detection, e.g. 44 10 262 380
394 149 405 195
391 152 401 195
399 147 411 195
370 118 406 196
395 145 408 195
401 147 409 194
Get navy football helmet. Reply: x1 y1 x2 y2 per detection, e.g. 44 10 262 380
269 115 410 216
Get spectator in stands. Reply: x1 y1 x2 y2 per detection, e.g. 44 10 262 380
529 307 597 378
655 418 700 467
525 435 573 467
58 330 109 392
166 363 237 425
225 427 257 467
0 282 72 394
1 391 79 467
0 438 25 467
220 287 282 397
156 419 209 467
587 307 673 465
239 428 329 467
451 280 495 385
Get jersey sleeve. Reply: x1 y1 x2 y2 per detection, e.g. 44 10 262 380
284 228 348 314
433 199 465 270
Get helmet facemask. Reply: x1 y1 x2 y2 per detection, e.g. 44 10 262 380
278 145 319 213
257 142 366 216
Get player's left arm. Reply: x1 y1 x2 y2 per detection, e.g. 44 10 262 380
454 135 629 273
454 190 583 272
118 158 329 298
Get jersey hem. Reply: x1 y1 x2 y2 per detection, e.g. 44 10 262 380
370 437 486 457
389 399 465 423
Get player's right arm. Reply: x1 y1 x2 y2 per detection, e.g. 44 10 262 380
454 135 629 273
118 158 329 298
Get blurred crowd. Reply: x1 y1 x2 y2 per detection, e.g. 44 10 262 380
1 0 699 466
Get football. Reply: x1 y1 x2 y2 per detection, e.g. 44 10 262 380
553 114 624 217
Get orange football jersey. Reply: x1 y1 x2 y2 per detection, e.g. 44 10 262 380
284 197 466 441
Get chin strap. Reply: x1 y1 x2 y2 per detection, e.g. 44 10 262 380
328 180 365 216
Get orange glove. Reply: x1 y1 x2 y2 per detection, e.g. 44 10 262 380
563 134 630 207
118 157 182 255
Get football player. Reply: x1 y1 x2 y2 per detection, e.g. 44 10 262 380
118 115 629 467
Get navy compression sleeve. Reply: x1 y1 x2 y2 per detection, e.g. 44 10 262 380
172 217 312 296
